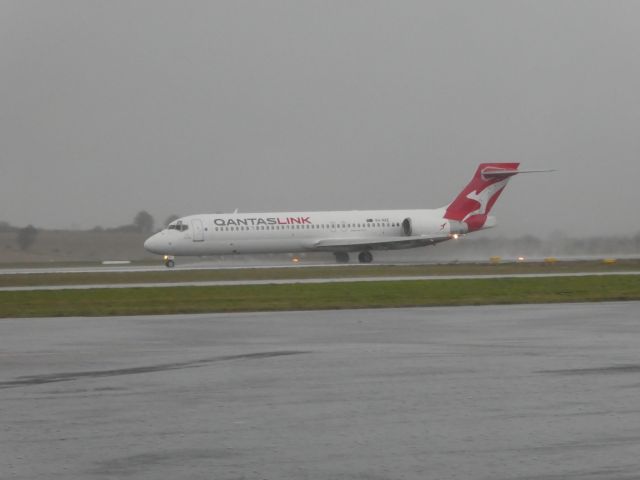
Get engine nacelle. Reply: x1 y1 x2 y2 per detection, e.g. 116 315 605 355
402 217 469 236
449 220 469 235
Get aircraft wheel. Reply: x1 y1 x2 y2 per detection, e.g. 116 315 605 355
165 260 175 268
334 252 350 264
358 251 373 263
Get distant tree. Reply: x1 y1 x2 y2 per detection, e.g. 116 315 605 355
110 224 140 233
17 225 38 250
164 214 180 227
133 210 154 234
0 221 15 233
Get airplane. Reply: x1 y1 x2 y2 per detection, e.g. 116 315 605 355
144 163 548 267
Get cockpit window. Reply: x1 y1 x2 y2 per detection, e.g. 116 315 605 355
168 222 189 232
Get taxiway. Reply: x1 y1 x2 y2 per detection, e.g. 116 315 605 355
2 302 640 479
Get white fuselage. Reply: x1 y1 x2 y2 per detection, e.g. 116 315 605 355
143 207 472 257
143 163 536 264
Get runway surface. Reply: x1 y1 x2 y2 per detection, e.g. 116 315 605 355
0 260 409 275
2 255 637 275
2 302 640 479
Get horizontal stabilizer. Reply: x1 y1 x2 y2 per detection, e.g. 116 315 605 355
482 167 555 179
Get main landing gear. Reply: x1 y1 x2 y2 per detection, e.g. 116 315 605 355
358 251 373 263
333 251 373 264
334 252 350 264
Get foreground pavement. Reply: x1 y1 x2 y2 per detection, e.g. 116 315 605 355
2 303 640 479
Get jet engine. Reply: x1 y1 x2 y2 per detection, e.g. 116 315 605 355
402 217 468 236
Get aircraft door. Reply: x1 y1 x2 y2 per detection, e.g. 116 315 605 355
191 219 204 242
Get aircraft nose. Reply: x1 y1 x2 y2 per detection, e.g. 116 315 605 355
144 234 162 254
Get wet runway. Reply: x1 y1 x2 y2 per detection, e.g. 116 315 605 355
2 302 640 479
0 260 414 275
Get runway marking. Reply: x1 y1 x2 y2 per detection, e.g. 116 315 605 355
0 350 310 388
539 364 640 375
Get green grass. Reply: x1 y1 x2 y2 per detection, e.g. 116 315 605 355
1 259 640 287
2 275 639 318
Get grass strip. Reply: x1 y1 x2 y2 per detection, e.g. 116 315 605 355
1 275 639 318
1 259 640 287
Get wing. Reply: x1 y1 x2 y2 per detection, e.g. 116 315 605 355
311 234 451 252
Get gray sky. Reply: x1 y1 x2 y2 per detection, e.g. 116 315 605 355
2 1 639 237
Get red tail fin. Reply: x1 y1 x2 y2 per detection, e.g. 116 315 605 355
444 163 520 231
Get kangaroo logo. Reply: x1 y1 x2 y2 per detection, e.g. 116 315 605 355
462 178 509 222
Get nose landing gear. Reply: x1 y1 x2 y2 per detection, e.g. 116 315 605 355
163 255 175 268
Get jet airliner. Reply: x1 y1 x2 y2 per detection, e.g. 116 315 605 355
144 163 546 267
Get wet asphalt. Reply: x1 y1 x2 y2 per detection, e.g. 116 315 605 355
2 302 640 479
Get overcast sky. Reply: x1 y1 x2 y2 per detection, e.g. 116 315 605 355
2 1 639 237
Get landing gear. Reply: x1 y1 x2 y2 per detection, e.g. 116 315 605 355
334 252 350 264
163 255 175 268
358 251 373 263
